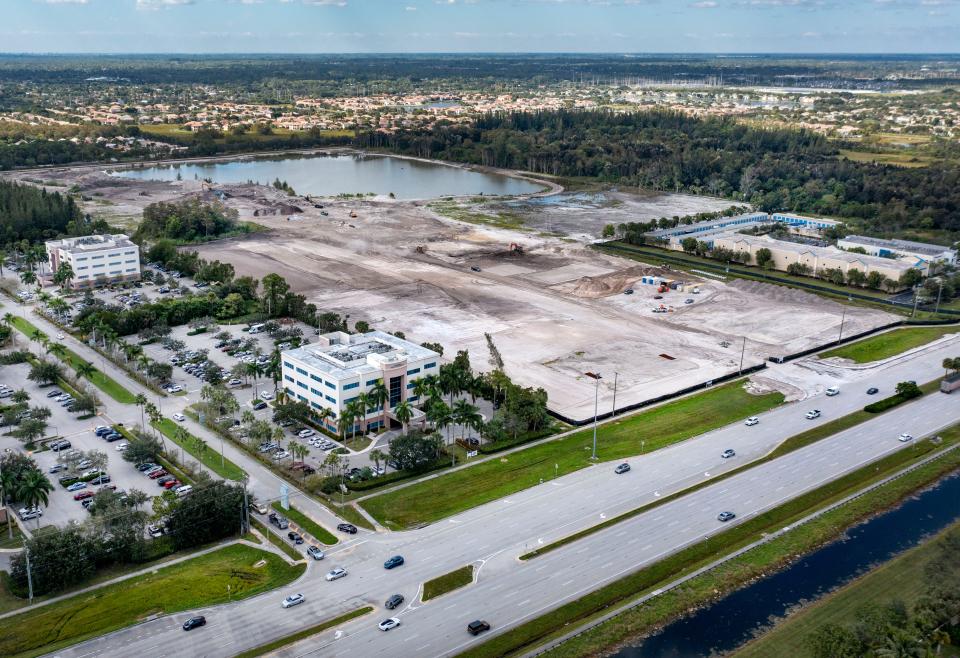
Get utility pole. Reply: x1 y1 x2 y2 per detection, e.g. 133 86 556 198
912 285 921 318
611 372 618 417
241 484 249 536
739 337 746 374
935 279 944 314
585 372 602 460
837 307 847 343
0 460 10 540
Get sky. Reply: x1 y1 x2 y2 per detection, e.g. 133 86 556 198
3 0 959 54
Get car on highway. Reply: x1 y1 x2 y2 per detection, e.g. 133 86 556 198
182 616 206 631
721 449 736 459
744 417 759 426
66 482 86 492
468 620 491 636
385 594 404 610
337 523 358 534
898 433 914 442
325 567 348 581
684 298 694 304
173 413 185 421
867 387 879 395
281 593 304 608
717 511 736 522
614 463 631 474
307 546 325 560
383 555 405 569
378 618 401 632
252 503 268 515
805 409 821 420
825 386 840 396
288 532 304 545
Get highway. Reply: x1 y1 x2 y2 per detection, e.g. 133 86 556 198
47 335 960 658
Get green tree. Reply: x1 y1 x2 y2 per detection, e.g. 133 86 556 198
16 470 52 528
52 262 75 290
393 400 413 432
755 247 773 269
28 361 63 386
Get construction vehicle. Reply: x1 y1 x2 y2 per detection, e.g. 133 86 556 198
349 211 358 218
657 283 669 293
509 243 524 255
415 245 426 254
692 286 701 294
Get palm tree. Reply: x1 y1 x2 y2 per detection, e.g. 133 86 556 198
393 399 413 432
53 262 75 291
337 414 351 443
241 409 255 426
356 392 373 433
135 393 147 428
75 360 96 382
47 342 67 361
315 407 333 432
452 399 483 440
19 270 36 287
427 400 453 445
369 448 386 475
369 380 389 426
0 250 6 278
0 468 16 538
16 470 52 529
272 426 285 451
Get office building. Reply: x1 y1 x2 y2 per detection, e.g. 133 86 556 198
45 234 141 289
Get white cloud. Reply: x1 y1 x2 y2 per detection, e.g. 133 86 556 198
405 4 418 9
691 0 718 6
302 0 348 5
137 0 195 8
35 0 89 4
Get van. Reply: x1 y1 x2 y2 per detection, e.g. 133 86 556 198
825 387 840 397
248 323 265 335
175 485 193 497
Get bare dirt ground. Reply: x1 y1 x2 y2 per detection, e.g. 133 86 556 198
7 161 897 422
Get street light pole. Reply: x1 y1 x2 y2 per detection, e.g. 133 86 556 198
611 372 618 417
935 279 944 314
738 337 746 374
837 307 847 344
585 372 602 461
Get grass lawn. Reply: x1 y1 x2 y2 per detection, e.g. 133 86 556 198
361 381 783 529
8 316 136 404
250 517 303 562
152 417 246 481
0 523 25 550
140 124 354 144
838 149 934 168
464 426 960 658
423 565 474 601
733 520 960 658
0 543 306 658
233 606 373 658
819 325 959 363
330 502 375 531
270 501 337 545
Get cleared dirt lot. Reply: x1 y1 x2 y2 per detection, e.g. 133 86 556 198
11 161 896 422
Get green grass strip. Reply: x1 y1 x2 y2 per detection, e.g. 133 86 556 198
270 501 337 545
250 516 303 562
732 520 960 658
330 503 375 531
820 325 959 363
9 316 136 404
233 606 373 658
0 544 306 658
423 565 474 602
152 417 246 481
361 381 783 529
461 428 960 658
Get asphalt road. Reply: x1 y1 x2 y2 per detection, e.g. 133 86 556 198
45 337 960 658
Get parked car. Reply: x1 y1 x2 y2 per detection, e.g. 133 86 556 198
74 491 95 501
66 482 87 492
163 479 182 490
288 532 304 545
717 511 736 522
252 503 268 515
307 546 325 560
337 523 358 534
252 401 268 410
378 618 401 632
383 555 405 569
281 593 304 608
744 417 759 426
468 620 491 636
175 485 193 496
260 391 274 401
721 449 736 459
49 463 67 474
182 616 206 631
614 463 631 474
297 428 315 438
385 594 404 610
325 567 348 581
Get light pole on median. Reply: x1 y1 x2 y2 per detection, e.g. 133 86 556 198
585 371 602 461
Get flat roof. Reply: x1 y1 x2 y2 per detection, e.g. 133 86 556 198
716 232 915 270
841 235 956 257
646 212 768 238
284 330 439 381
47 234 136 252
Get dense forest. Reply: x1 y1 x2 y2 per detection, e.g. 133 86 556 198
362 110 960 239
0 179 82 243
135 198 245 242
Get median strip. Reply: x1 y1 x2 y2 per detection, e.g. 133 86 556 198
233 606 373 658
152 417 246 481
423 565 474 602
270 501 337 545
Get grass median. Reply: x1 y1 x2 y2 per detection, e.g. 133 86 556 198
423 565 474 602
9 315 136 404
819 324 959 363
462 428 960 658
233 607 373 658
0 543 306 658
361 381 784 529
250 516 303 561
270 501 337 545
152 417 246 481
732 520 960 658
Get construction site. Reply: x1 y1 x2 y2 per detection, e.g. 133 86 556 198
4 155 898 422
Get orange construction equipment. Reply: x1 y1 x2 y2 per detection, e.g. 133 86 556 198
657 283 669 293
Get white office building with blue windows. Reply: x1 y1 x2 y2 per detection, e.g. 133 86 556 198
45 234 141 289
280 331 441 434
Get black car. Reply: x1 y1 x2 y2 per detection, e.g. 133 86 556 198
468 620 491 636
252 401 268 410
288 532 304 545
182 616 206 631
337 523 358 534
867 387 879 395
383 555 404 569
385 594 404 610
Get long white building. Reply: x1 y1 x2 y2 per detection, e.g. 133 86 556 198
45 234 141 289
837 235 957 271
281 331 441 434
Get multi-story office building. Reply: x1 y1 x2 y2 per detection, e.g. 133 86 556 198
280 331 441 433
45 234 141 289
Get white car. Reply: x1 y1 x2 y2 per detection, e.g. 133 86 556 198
898 433 913 442
325 567 348 582
378 618 401 632
172 413 185 421
297 429 315 438
281 593 304 608
744 417 759 426
272 451 290 461
825 386 840 396
805 409 821 420
116 443 129 451
260 391 274 401
56 332 64 340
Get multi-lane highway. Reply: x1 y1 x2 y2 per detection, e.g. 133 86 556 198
48 335 960 658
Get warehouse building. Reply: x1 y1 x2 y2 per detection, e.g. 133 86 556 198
837 235 957 271
648 212 841 250
281 331 441 434
45 234 141 289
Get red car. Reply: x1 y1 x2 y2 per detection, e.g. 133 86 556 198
163 479 181 489
148 469 168 479
74 491 95 501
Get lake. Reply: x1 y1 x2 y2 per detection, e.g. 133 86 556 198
113 152 544 200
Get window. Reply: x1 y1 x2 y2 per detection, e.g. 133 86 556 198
126 268 136 273
284 375 294 382
407 367 420 376
311 374 323 383
94 263 104 268
110 270 121 275
283 361 293 370
296 367 307 376
406 382 416 389
366 378 381 386
92 255 104 260
285 387 295 397
125 259 136 264
389 375 402 408
297 394 307 402
345 396 358 404
325 394 336 404
311 402 322 410
124 250 136 256
77 266 87 271
424 362 436 370
408 395 419 402
343 382 359 390
78 274 89 280
76 256 87 262
310 388 321 396
296 381 307 390
109 261 121 267
324 381 335 390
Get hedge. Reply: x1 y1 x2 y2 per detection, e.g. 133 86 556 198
864 390 923 413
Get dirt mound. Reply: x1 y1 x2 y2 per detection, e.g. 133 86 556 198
567 266 653 298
